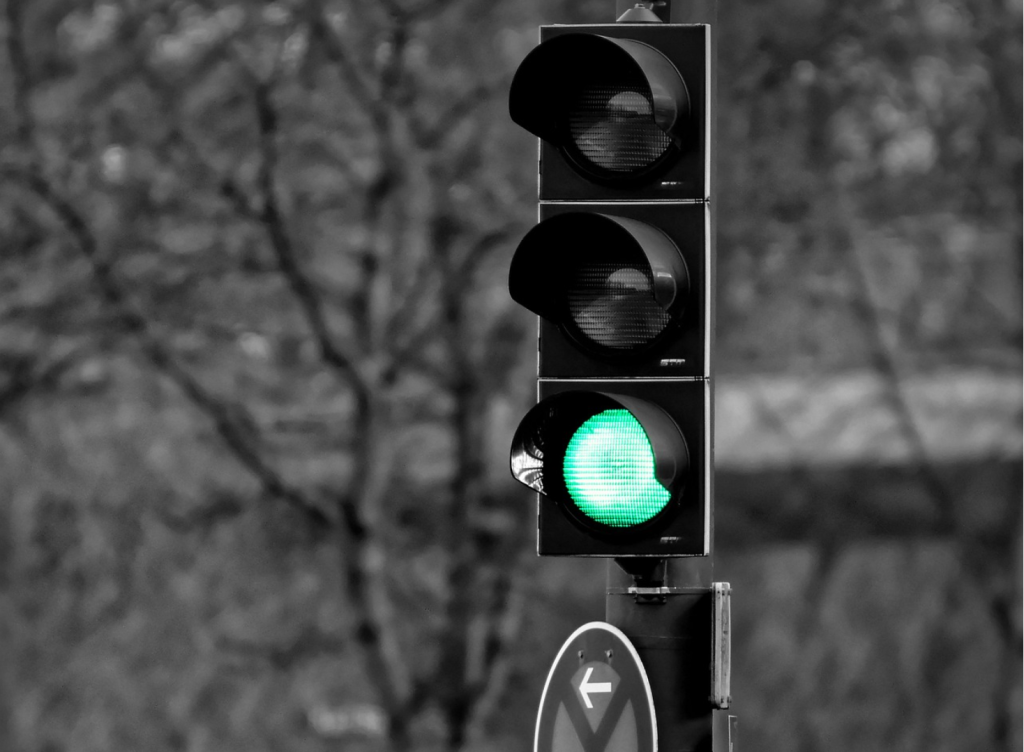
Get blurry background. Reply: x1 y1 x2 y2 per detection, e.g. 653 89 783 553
0 0 1020 751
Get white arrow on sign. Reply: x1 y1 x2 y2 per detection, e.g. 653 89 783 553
578 666 613 709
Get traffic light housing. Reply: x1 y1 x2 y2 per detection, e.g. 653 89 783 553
511 381 709 556
509 25 708 200
509 21 713 558
510 203 707 378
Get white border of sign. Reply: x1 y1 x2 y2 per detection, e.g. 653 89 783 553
533 621 658 752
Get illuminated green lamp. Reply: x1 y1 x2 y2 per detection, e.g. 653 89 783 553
563 409 670 527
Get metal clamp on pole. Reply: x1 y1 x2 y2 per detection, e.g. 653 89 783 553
616 1 671 22
615 558 667 602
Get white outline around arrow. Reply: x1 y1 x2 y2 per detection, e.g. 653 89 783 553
578 666 613 709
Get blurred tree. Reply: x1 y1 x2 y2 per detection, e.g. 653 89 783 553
1 1 545 750
0 0 1019 751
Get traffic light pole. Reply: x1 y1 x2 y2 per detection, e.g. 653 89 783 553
606 560 734 752
602 7 732 751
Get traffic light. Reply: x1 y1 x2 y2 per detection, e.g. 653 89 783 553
508 25 708 201
508 21 713 557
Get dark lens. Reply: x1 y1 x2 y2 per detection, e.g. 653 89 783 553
567 261 671 350
567 81 672 175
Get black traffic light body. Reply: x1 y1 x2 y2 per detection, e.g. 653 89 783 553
519 202 709 379
508 22 714 559
532 379 709 557
511 25 708 201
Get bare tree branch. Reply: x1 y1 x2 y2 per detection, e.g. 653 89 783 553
463 546 533 746
232 16 426 743
335 489 422 752
6 166 330 530
0 348 82 419
156 490 247 534
248 78 373 412
377 0 451 23
389 224 518 376
5 6 533 752
839 198 958 523
2 0 34 149
305 1 381 124
409 80 507 150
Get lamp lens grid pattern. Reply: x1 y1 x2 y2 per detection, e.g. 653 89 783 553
562 409 670 527
567 262 671 349
568 84 672 174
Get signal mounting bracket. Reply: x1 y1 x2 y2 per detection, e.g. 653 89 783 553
615 557 667 602
616 1 670 23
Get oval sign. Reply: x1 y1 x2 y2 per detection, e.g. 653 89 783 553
535 622 656 752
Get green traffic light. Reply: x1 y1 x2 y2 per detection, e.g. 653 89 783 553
562 409 670 527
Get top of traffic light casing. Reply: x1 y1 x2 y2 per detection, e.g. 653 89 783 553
509 24 707 201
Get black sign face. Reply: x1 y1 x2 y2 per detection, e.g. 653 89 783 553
535 622 656 752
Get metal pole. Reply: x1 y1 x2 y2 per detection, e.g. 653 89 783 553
607 1 729 748
607 560 716 752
